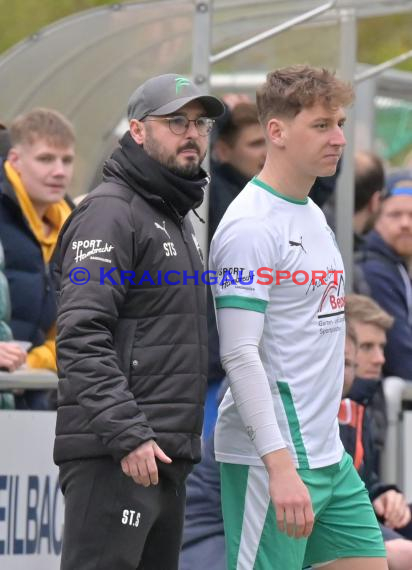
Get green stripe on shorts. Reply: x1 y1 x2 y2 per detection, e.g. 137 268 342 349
220 463 249 569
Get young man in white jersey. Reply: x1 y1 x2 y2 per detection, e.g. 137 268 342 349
209 66 388 570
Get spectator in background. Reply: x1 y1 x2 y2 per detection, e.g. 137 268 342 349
353 151 385 249
350 151 388 465
322 150 384 237
345 293 389 473
356 170 412 381
208 100 266 242
0 238 27 409
0 108 74 409
0 121 27 407
343 294 412 570
353 151 386 295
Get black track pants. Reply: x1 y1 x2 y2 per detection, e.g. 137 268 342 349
59 457 186 570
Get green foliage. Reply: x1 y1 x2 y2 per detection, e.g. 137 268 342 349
0 0 114 55
358 14 412 72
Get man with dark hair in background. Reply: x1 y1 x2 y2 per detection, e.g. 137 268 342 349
357 170 412 381
208 101 266 242
353 151 385 249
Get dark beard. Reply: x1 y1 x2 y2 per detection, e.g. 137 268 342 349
166 159 202 179
164 142 206 179
144 129 205 179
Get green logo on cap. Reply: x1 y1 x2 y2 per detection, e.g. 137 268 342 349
175 77 191 94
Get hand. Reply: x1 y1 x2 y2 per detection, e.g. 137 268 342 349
0 342 27 372
121 440 172 487
373 490 411 529
263 448 314 539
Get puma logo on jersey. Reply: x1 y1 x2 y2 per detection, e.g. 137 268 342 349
154 221 171 239
121 509 141 527
289 236 307 253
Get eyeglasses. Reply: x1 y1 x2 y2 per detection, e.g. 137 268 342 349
144 115 215 136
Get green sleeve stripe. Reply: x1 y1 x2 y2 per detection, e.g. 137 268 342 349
215 296 267 313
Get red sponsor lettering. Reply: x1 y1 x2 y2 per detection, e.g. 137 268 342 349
330 295 345 310
275 270 291 285
311 270 327 285
256 267 273 285
328 269 343 285
292 270 309 285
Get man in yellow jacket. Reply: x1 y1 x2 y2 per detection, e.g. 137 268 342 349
0 108 74 409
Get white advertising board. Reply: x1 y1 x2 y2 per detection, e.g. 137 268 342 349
0 411 63 570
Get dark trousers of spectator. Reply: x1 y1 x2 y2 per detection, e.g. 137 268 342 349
15 389 52 410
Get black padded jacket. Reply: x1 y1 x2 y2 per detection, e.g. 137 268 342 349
53 135 208 476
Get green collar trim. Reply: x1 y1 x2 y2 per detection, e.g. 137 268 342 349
252 177 308 205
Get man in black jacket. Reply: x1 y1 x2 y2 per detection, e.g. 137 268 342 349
54 74 224 570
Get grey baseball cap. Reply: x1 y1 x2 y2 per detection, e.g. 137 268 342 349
127 74 225 121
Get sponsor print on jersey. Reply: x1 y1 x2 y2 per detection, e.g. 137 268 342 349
318 272 345 335
217 266 255 292
72 239 114 263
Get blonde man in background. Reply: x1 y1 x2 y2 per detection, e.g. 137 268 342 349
0 108 74 409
